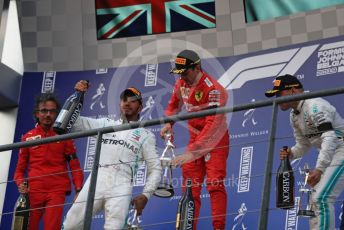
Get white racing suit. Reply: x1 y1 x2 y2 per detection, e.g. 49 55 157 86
290 98 344 230
63 117 162 230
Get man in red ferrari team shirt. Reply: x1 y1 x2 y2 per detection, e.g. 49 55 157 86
160 50 229 230
14 93 84 230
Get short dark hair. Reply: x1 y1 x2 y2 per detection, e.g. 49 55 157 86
33 93 61 123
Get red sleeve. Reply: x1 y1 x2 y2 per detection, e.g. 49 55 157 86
65 139 84 191
188 84 228 156
14 135 29 187
65 139 77 154
165 80 183 117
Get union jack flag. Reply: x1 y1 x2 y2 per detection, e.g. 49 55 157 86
95 0 216 40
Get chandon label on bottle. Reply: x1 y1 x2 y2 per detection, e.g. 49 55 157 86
186 201 194 229
282 172 291 202
66 103 82 130
276 146 294 209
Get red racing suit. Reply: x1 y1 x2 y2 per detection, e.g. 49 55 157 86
14 124 84 230
166 72 229 230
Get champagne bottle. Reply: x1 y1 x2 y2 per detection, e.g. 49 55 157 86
53 81 88 134
178 178 195 230
276 146 295 209
176 188 186 229
12 182 30 230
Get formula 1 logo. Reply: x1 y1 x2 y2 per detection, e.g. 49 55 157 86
218 45 319 90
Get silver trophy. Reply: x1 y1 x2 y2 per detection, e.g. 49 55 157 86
153 133 175 198
297 163 316 217
126 205 142 230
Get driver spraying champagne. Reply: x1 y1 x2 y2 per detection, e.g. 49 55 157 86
63 81 162 230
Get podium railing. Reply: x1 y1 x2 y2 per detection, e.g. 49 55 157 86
1 87 344 230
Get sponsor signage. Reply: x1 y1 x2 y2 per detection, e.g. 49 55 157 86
3 35 344 230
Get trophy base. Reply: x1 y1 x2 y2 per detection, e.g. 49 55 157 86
153 184 174 198
127 225 143 230
297 209 315 217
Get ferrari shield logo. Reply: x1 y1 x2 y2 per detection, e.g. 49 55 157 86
195 91 203 101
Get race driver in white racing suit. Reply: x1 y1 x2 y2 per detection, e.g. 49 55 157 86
63 82 162 230
265 74 344 230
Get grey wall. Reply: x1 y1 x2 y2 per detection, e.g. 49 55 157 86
0 0 23 108
18 0 344 72
0 0 4 24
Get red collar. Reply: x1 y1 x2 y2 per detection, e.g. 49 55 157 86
36 124 55 134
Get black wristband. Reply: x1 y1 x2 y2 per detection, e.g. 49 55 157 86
317 122 333 132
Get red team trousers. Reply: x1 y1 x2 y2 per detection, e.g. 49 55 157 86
182 133 229 230
28 191 66 230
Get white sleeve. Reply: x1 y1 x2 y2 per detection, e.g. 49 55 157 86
316 131 341 172
72 116 109 131
290 113 311 159
311 100 340 172
141 131 162 199
290 125 311 159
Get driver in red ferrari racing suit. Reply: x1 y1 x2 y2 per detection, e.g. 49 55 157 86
161 50 230 230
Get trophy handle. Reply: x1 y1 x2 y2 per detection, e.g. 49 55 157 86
127 206 137 226
126 205 143 229
304 163 312 186
160 142 175 163
297 163 316 218
153 133 175 198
